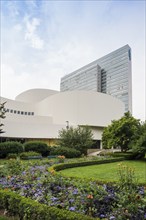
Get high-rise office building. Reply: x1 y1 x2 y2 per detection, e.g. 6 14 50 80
60 45 132 112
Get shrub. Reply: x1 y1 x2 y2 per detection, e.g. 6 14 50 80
23 141 50 156
0 216 10 220
50 146 81 158
19 151 42 159
0 141 23 158
52 158 125 172
7 153 18 159
113 152 134 160
117 163 138 192
58 126 93 155
131 132 146 159
57 155 65 163
6 158 23 175
0 190 96 220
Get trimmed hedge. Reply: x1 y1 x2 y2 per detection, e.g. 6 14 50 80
0 217 10 220
24 141 50 157
19 151 42 160
52 158 125 171
0 190 98 220
50 146 81 158
111 152 132 160
0 142 23 158
6 153 18 159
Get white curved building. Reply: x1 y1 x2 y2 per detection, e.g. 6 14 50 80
0 89 124 148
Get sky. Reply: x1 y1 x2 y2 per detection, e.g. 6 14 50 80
0 0 145 121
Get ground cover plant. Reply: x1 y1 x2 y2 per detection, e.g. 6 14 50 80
60 160 146 184
0 158 146 219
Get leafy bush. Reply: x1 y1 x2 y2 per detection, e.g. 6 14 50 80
58 126 93 155
52 158 125 172
7 153 18 159
0 216 12 220
117 163 138 192
102 112 141 152
0 190 96 220
113 152 132 157
131 132 146 159
50 146 81 158
0 141 23 158
24 141 50 156
57 155 65 163
19 151 42 159
6 159 23 175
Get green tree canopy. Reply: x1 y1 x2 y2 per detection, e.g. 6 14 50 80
131 121 146 159
58 125 93 155
102 112 141 152
0 102 6 134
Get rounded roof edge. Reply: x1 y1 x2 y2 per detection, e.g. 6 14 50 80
15 88 59 103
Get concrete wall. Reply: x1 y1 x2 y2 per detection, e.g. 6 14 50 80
0 89 124 143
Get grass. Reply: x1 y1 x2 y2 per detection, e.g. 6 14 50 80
60 160 146 183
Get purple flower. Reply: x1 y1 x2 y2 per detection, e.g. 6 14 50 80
51 197 58 202
110 216 115 220
69 198 74 203
73 188 78 195
100 214 105 218
69 207 76 211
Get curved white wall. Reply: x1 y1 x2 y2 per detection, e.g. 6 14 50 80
36 91 124 127
15 88 59 103
0 89 124 141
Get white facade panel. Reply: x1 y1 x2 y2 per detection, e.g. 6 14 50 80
0 89 124 143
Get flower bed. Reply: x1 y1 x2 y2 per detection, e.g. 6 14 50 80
0 159 146 219
0 190 96 220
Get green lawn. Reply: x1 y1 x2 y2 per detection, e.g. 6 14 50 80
60 160 146 183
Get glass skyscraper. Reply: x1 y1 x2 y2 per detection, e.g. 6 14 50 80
60 45 132 112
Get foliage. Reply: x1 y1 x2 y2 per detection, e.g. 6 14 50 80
52 158 125 172
50 146 81 158
57 155 65 163
0 216 12 220
6 153 18 159
0 142 23 158
5 158 23 176
24 141 50 156
111 163 146 219
117 163 138 192
0 102 6 134
0 159 145 219
130 121 146 159
0 190 95 220
102 112 141 152
19 151 42 159
58 126 93 155
98 151 132 159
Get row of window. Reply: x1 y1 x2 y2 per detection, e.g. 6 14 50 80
5 108 34 116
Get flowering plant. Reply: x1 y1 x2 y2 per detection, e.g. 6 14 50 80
0 160 145 219
117 163 137 192
57 155 65 163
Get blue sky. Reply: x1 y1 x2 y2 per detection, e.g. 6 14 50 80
1 0 145 120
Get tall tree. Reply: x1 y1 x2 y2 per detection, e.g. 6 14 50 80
102 112 141 152
0 102 6 134
131 121 146 159
58 125 93 155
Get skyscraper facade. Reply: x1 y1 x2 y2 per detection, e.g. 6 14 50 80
60 45 132 112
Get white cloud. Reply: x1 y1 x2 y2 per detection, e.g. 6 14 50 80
7 1 19 17
14 24 23 31
24 17 44 49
